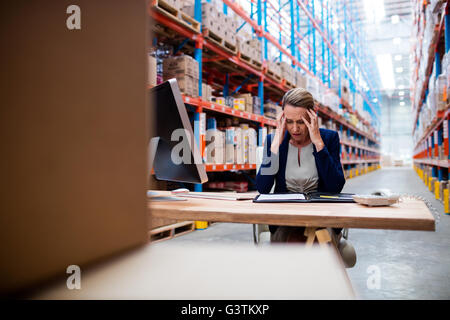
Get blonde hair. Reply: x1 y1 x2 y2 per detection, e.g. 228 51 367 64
281 88 314 110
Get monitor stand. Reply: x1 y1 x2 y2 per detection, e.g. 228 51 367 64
147 139 187 202
147 190 187 202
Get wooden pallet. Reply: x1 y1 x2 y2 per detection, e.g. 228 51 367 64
203 29 237 55
251 59 263 70
238 52 252 63
153 0 178 16
149 221 195 243
283 79 295 88
238 52 263 70
266 69 282 81
178 10 201 32
223 40 237 54
152 0 200 33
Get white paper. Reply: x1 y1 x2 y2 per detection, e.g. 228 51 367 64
257 193 306 201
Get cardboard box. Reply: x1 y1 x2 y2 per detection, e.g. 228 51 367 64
205 129 225 164
163 0 180 10
233 98 246 111
295 70 306 88
235 127 244 164
248 128 257 164
237 39 253 58
163 55 195 78
225 127 235 164
212 96 226 105
192 78 199 97
163 74 193 96
224 28 237 46
182 3 222 37
252 96 261 115
201 83 213 101
263 101 280 119
192 59 199 80
258 126 267 147
234 93 252 113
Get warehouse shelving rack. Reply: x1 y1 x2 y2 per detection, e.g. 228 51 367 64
411 0 449 212
149 0 382 191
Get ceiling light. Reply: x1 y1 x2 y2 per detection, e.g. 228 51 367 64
376 54 395 90
395 67 404 73
394 55 402 61
393 37 401 45
391 15 400 24
398 84 405 89
373 98 378 103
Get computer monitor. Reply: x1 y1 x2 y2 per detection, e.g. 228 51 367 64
148 79 208 187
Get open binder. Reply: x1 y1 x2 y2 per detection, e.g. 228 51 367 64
253 192 356 203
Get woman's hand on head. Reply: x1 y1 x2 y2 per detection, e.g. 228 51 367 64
271 110 286 154
302 108 325 152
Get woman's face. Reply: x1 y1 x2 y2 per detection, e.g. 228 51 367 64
283 104 311 143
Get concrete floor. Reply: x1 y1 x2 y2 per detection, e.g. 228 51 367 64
154 167 450 299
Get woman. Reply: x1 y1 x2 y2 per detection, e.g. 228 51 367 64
256 88 346 243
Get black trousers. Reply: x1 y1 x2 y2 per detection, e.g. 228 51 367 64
269 225 342 243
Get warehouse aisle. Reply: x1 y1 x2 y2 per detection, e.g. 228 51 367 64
158 167 450 299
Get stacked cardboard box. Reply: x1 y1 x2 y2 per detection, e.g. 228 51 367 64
205 129 225 164
277 62 295 85
267 60 282 79
163 55 199 97
245 39 262 63
201 83 213 101
231 93 262 115
208 124 259 165
234 93 252 113
225 127 236 164
237 39 254 60
306 75 319 99
264 102 281 119
222 14 237 48
161 0 181 10
233 98 246 111
211 96 226 105
182 2 225 39
248 128 257 164
234 127 244 164
294 69 306 88
323 90 340 112
252 96 261 115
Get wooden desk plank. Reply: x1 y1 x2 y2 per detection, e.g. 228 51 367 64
149 192 435 231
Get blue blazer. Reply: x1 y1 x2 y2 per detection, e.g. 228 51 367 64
256 128 345 194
